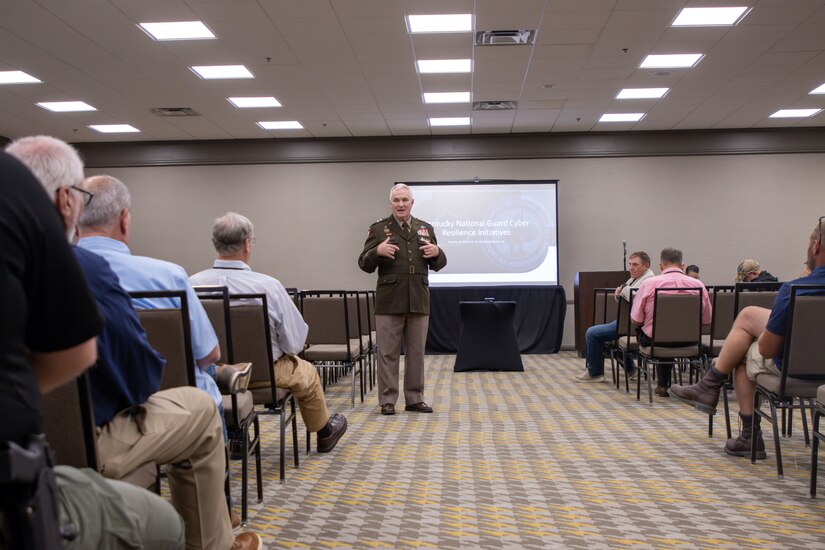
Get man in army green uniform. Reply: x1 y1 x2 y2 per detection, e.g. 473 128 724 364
358 184 447 415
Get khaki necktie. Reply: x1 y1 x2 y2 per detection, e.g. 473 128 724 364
401 222 410 236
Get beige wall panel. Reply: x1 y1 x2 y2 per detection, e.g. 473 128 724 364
97 152 825 348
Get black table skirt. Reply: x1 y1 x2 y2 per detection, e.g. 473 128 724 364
454 301 524 371
427 286 566 354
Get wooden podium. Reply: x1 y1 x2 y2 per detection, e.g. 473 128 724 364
573 271 628 357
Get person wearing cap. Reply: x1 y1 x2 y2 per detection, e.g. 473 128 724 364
735 259 778 283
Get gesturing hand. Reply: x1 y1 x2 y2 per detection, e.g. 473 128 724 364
420 242 439 259
377 237 399 258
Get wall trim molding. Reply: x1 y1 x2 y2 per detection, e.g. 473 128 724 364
74 127 825 168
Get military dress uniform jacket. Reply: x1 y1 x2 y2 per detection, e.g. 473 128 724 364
358 215 447 315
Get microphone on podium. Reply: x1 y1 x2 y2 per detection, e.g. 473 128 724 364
623 240 627 272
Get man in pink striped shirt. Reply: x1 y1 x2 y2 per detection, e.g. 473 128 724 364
631 248 712 396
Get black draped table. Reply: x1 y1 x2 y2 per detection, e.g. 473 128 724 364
427 286 566 354
454 301 524 372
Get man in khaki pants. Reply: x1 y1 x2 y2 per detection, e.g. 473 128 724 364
358 184 448 416
7 136 261 549
190 212 347 452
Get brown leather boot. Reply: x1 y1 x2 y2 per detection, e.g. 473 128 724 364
667 368 727 414
724 413 767 459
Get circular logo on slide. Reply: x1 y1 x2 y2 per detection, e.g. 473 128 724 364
482 197 550 272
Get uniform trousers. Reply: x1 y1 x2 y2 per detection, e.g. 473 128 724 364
376 313 429 406
273 354 330 432
96 387 232 550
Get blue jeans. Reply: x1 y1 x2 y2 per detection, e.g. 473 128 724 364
585 320 635 376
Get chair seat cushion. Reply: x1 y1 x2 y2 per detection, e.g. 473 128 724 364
617 338 638 352
701 335 725 356
221 391 254 429
304 344 358 361
639 345 699 358
756 373 825 398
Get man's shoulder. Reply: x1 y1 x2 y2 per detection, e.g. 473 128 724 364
370 216 391 228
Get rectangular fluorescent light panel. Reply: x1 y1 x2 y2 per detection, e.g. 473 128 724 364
616 88 669 99
417 59 472 74
428 117 471 126
672 7 749 26
139 21 215 40
810 83 825 95
228 97 281 108
191 65 254 79
769 109 822 118
257 121 303 130
89 124 140 133
37 101 96 112
599 113 645 122
407 14 472 33
0 70 41 84
640 54 703 68
424 92 471 104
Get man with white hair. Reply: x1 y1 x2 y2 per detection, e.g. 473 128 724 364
190 212 347 453
5 137 262 548
40 168 257 549
358 184 447 416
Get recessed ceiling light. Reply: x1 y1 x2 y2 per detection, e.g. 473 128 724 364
616 88 669 99
672 7 750 26
417 59 472 74
599 113 645 122
89 124 140 133
423 92 471 104
769 108 822 118
810 83 825 95
191 65 254 79
257 121 303 130
407 14 472 33
428 117 471 127
0 70 41 84
228 97 282 108
37 101 96 112
138 21 215 41
640 54 704 69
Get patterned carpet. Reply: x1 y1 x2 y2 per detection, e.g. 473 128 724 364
227 352 825 549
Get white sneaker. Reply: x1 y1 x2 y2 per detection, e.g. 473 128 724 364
574 372 605 383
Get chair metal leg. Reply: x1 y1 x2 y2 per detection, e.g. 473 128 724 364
291 398 299 468
241 422 249 525
812 409 822 498
279 406 286 484
254 416 262 503
722 379 732 440
800 398 811 447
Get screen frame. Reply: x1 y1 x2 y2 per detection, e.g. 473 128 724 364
400 179 560 287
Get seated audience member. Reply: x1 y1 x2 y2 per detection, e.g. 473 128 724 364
0 147 188 549
735 259 778 283
576 251 654 382
74 175 250 425
685 265 700 279
189 212 347 453
6 138 260 549
630 248 712 397
670 221 825 458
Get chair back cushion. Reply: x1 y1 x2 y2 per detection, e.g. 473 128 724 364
652 291 701 345
41 373 98 469
136 308 194 390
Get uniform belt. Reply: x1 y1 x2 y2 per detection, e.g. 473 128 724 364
381 266 426 275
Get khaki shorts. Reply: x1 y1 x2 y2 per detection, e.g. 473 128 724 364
744 341 780 381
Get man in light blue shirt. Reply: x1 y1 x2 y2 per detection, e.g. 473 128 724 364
76 175 223 409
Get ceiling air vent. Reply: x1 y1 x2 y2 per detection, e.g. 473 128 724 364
149 107 200 117
475 30 536 46
473 101 517 111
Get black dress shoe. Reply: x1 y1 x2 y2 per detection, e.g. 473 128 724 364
404 402 433 413
316 413 347 453
380 404 395 415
